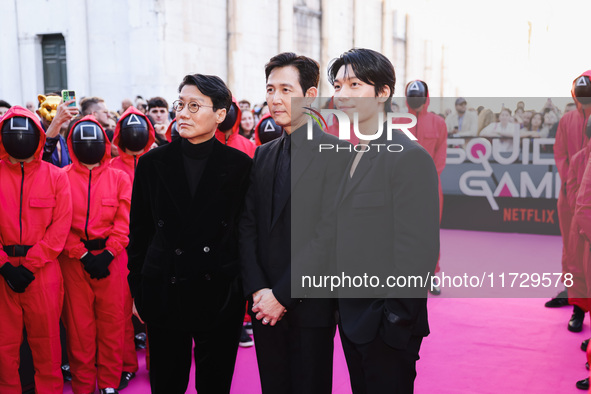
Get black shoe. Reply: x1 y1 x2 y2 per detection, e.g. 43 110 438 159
61 363 72 382
576 377 589 390
545 290 569 307
134 332 146 350
100 389 119 394
569 305 585 332
244 322 253 335
429 284 441 296
118 371 136 390
582 339 589 352
239 327 254 347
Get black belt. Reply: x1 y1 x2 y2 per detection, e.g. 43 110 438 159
4 245 33 257
82 238 108 251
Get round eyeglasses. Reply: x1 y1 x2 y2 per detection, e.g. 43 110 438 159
172 100 214 113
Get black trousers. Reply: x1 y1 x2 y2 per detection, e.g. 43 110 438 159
252 317 335 394
340 325 423 394
146 304 244 394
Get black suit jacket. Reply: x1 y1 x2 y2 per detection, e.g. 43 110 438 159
127 137 252 330
335 129 440 349
239 124 351 328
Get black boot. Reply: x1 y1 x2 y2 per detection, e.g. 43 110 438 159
568 305 585 332
544 289 569 307
576 377 589 390
61 364 72 382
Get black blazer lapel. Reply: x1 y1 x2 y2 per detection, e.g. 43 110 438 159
291 142 314 192
271 135 289 229
340 148 377 203
258 138 281 229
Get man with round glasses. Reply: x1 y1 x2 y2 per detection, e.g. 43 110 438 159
127 74 252 393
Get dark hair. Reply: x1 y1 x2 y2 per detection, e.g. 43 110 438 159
147 96 169 111
529 112 543 131
0 100 11 108
265 52 319 95
80 97 104 115
239 99 251 107
327 48 396 111
178 74 232 112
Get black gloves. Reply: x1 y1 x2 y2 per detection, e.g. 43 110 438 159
0 263 35 293
81 250 114 280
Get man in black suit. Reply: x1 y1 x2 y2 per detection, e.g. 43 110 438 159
127 74 251 394
326 48 440 393
239 52 350 393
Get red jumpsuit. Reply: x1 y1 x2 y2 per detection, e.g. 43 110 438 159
59 115 132 393
573 142 591 376
554 70 591 290
400 82 447 272
402 81 447 217
110 106 155 376
565 146 590 311
0 106 72 393
216 98 255 324
215 97 256 158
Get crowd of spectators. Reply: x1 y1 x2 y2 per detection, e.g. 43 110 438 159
442 97 571 141
433 97 573 153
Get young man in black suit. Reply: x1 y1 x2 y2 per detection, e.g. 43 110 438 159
239 53 350 393
127 74 252 394
327 48 440 393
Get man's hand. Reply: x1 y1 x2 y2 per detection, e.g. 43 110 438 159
252 287 271 304
43 99 79 138
252 288 287 326
154 123 168 138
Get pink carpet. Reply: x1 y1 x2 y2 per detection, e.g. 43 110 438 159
64 229 589 393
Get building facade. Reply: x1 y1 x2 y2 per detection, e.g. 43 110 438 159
1 0 448 110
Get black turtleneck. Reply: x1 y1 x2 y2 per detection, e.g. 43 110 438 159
181 136 215 197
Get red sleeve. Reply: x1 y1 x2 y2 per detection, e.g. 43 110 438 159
554 118 569 183
0 247 8 266
566 153 582 211
105 172 132 256
575 156 591 241
23 170 73 273
433 118 447 176
65 231 87 260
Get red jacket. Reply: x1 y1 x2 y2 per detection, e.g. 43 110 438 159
575 155 591 242
554 70 591 184
215 97 256 158
110 106 156 183
401 80 447 176
567 145 591 211
0 106 72 273
63 115 132 259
